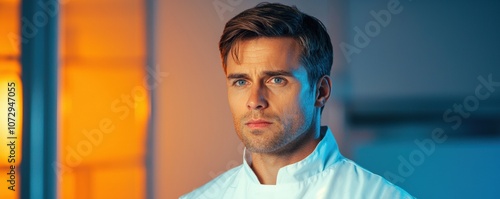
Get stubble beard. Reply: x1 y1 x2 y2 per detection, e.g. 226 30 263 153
233 110 312 155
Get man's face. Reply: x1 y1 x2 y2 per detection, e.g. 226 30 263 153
226 37 317 154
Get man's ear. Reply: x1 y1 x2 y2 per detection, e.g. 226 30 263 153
314 75 332 108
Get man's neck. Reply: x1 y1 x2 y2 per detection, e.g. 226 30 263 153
249 126 323 185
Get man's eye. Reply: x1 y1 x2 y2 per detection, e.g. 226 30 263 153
270 77 286 85
233 80 247 86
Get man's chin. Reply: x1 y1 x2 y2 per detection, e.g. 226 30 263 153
242 138 283 154
241 136 272 152
245 146 275 154
247 129 266 135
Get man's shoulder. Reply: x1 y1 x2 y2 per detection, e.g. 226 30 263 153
180 165 243 199
331 158 414 198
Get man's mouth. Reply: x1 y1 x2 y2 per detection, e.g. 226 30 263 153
245 119 272 128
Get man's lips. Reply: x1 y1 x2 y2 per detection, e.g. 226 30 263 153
245 119 272 128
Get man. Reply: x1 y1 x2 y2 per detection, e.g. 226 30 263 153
181 3 413 199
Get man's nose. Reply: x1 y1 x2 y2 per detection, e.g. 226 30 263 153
246 85 268 110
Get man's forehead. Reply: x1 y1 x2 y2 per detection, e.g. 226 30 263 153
233 37 300 55
227 37 302 72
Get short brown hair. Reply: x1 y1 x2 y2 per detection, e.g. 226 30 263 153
219 2 333 87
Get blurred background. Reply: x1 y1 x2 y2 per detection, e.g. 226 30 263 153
1 0 499 198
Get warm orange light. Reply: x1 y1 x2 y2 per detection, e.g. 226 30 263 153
60 65 148 165
0 0 21 56
58 0 148 198
0 64 23 198
0 63 23 165
0 0 21 198
58 65 149 199
0 168 19 199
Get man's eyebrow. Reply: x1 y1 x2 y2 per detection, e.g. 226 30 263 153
227 73 250 79
262 70 294 77
227 70 294 79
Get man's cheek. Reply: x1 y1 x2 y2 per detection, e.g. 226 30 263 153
228 100 241 114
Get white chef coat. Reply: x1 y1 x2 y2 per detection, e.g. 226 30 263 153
181 126 414 199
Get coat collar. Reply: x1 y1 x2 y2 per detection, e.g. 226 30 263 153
242 126 343 184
